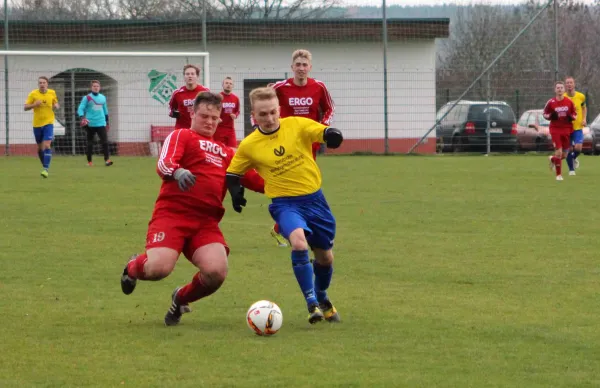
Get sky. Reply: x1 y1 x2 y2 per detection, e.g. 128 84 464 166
341 0 589 5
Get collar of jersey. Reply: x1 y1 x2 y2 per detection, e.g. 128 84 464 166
257 125 280 135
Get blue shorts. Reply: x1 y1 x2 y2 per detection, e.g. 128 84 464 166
33 124 54 143
571 130 584 145
268 189 336 250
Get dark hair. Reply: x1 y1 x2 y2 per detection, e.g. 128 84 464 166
91 80 101 86
183 64 200 77
193 91 223 111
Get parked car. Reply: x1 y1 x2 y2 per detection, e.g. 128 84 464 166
436 100 517 153
587 113 600 155
516 109 595 154
516 110 552 151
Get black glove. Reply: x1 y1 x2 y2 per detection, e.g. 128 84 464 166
323 127 343 149
226 174 247 213
550 111 559 120
173 168 196 191
567 115 574 122
169 110 180 119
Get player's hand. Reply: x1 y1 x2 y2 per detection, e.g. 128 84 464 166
582 119 587 127
567 115 574 122
106 123 110 132
33 100 42 107
550 112 559 120
231 187 247 213
323 127 343 149
170 110 180 119
173 168 196 191
53 103 60 110
230 114 236 120
80 118 89 127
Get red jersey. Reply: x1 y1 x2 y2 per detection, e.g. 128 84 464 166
168 84 210 129
543 97 576 134
218 92 240 129
272 78 335 125
155 129 263 220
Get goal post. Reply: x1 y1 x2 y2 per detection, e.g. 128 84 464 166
0 50 209 157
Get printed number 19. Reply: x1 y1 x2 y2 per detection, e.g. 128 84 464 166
152 232 165 243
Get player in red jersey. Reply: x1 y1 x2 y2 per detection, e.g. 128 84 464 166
215 76 240 148
268 49 335 247
120 92 264 326
168 64 210 129
543 81 577 181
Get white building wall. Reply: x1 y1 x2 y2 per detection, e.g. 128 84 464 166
0 40 437 146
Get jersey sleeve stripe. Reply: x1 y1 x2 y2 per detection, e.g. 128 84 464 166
316 80 335 125
271 80 287 89
158 130 181 175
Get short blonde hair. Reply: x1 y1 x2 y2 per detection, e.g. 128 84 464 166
292 49 312 63
249 87 277 108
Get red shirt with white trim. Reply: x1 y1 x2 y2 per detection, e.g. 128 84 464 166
168 84 210 129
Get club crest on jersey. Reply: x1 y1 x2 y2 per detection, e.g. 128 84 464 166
199 140 228 158
274 146 285 157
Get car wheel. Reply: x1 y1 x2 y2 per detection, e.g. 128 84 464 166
535 137 542 152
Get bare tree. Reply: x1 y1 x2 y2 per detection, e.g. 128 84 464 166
177 0 342 19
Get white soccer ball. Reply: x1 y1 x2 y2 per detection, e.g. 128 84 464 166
246 300 283 336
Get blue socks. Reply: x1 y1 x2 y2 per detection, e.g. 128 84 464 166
573 150 581 159
43 148 52 169
313 261 333 303
291 250 318 307
566 152 574 171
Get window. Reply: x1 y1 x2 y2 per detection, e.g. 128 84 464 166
469 105 515 122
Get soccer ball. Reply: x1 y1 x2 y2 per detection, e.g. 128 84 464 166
246 300 283 336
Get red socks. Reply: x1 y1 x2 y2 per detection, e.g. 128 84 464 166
126 253 148 280
551 156 562 176
177 272 222 305
274 223 280 234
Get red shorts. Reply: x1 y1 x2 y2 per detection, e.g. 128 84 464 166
214 127 237 148
550 132 571 150
145 215 229 261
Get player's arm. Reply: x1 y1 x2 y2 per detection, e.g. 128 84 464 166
103 98 109 128
318 82 335 125
240 169 264 194
542 100 557 121
77 96 87 118
52 92 60 109
568 100 577 122
225 146 254 213
168 91 180 118
157 129 196 191
233 96 241 118
300 117 343 149
582 96 587 125
24 92 39 111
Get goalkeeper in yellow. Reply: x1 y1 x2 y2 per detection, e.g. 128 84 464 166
564 76 587 175
226 87 343 324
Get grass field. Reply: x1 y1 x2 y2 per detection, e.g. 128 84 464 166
1 155 600 387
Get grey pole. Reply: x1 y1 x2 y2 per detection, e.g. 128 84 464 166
4 0 9 155
382 0 389 154
554 0 559 82
486 70 491 155
71 71 76 156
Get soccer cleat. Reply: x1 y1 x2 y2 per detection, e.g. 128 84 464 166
319 300 341 323
164 287 192 326
105 160 113 166
556 175 564 181
270 226 288 247
87 162 93 167
569 171 576 176
40 169 49 178
120 254 138 295
574 159 580 169
548 155 555 172
307 303 324 324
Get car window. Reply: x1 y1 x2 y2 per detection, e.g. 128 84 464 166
526 113 537 126
436 105 450 121
469 104 515 122
518 113 529 126
538 113 550 126
591 114 600 126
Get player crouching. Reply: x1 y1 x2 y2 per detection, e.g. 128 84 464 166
543 81 577 181
120 92 264 326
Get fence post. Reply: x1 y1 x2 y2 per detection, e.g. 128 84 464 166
515 89 520 118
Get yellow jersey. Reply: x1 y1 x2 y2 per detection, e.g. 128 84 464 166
564 91 586 130
25 89 58 127
227 117 327 199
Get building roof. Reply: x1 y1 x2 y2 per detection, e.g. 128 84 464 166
0 19 449 45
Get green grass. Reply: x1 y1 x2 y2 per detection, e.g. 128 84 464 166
1 155 600 387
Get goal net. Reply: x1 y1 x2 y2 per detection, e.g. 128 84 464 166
0 51 209 157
